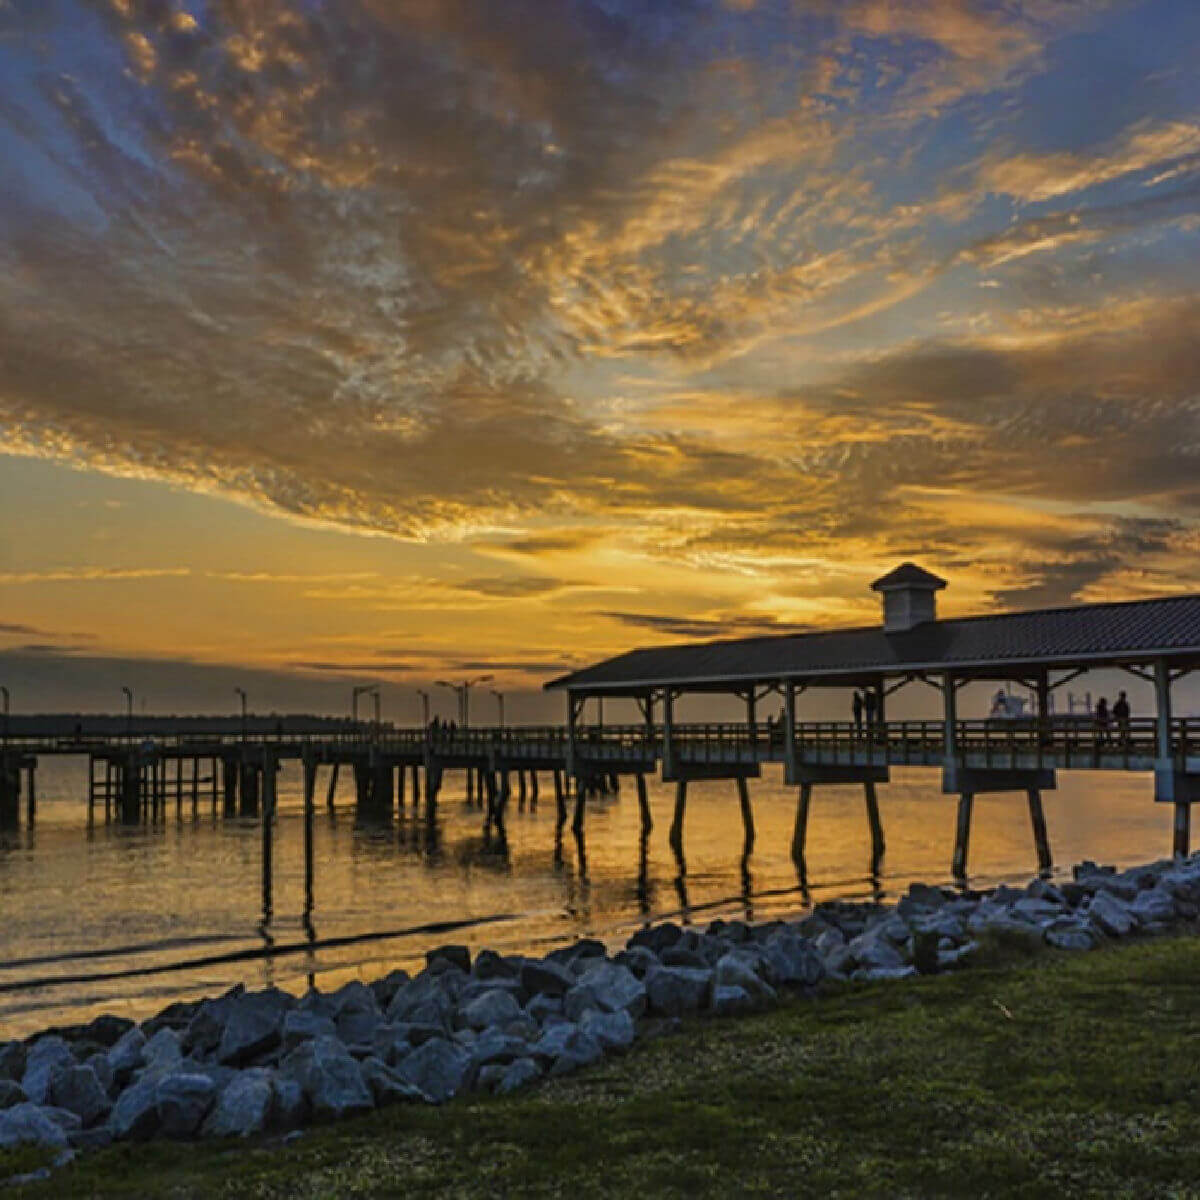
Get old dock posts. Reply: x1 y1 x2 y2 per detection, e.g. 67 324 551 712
787 765 890 873
1151 658 1199 857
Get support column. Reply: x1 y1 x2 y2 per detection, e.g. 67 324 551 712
554 770 566 830
302 751 316 922
1027 789 1052 872
121 753 141 824
636 773 652 833
25 764 36 826
864 780 884 866
736 775 754 853
529 770 539 810
669 780 687 857
663 691 675 779
191 757 200 816
952 792 974 878
261 755 276 923
0 759 18 828
175 757 184 819
1174 801 1190 859
746 690 757 750
572 773 586 834
484 770 498 831
517 770 527 812
397 761 406 812
239 759 260 818
326 761 340 810
791 782 812 864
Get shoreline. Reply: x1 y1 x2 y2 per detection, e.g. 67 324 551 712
3 849 1200 1173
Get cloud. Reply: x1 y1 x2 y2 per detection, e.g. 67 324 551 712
600 611 814 640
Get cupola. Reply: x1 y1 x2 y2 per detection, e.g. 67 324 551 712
870 562 946 633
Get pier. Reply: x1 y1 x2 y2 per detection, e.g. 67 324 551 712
0 566 1197 879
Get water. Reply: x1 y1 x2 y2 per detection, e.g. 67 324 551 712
0 756 1172 1037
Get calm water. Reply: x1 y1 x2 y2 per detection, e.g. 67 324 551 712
0 756 1172 1037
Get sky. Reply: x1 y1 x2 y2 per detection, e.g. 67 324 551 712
0 0 1197 720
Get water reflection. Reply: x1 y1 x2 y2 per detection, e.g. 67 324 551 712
0 757 1176 1035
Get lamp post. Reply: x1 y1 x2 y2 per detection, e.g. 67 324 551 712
1 685 8 746
435 674 494 728
416 689 431 727
121 686 133 739
490 689 505 728
434 680 460 724
234 687 247 741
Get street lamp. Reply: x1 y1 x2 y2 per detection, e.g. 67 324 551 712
121 686 133 738
352 685 379 738
490 688 505 727
435 674 493 727
434 680 459 724
234 687 247 740
416 689 431 727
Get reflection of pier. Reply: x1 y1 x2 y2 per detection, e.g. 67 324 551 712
0 565 1197 884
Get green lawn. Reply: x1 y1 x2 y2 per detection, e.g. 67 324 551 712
8 932 1200 1198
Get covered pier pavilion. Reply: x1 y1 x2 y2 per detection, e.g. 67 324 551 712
547 564 1200 876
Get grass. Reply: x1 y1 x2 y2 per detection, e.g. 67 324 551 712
8 931 1200 1198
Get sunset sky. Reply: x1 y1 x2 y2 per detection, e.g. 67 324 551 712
0 0 1198 719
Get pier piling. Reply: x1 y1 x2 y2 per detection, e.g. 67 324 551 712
952 792 974 878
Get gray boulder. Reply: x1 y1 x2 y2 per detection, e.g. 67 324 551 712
142 1028 184 1075
847 932 906 972
387 975 454 1027
1045 925 1097 952
1130 887 1177 925
21 1038 74 1105
628 923 682 955
1089 890 1136 937
360 1056 429 1106
282 1036 374 1121
710 984 755 1016
156 1072 217 1138
217 997 284 1067
644 966 712 1017
107 1026 147 1083
469 1031 530 1070
497 1057 542 1095
270 1076 308 1133
713 953 777 1005
579 1009 635 1052
203 1069 274 1138
614 946 661 978
84 1052 116 1098
0 1102 70 1150
458 989 522 1032
427 945 471 974
0 1080 26 1110
109 1076 160 1141
282 1010 337 1053
570 961 647 1020
0 1041 27 1083
548 1029 604 1077
47 1064 111 1128
393 1038 473 1104
472 949 517 982
520 958 576 998
854 965 918 982
526 995 565 1024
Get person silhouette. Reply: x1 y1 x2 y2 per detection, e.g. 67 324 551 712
863 689 878 736
1095 697 1110 747
852 691 864 737
1112 690 1131 745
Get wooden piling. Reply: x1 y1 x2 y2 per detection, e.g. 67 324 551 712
517 770 527 812
303 752 316 916
1174 802 1190 858
572 775 586 834
553 770 566 830
261 756 276 922
1027 788 1052 872
326 761 340 810
529 770 539 810
952 792 974 878
25 764 35 825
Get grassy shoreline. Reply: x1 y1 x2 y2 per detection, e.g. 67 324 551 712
6 930 1200 1198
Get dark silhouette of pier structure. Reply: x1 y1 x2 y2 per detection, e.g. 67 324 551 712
1 566 1198 882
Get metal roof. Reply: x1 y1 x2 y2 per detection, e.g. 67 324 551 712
546 593 1200 693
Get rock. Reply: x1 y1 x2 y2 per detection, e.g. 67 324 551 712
1026 879 1068 905
660 946 709 970
710 985 755 1016
1095 874 1140 902
84 1052 115 1098
141 1001 200 1039
270 1076 309 1133
330 981 377 1017
1045 925 1096 952
1089 889 1136 937
281 1036 374 1121
282 1010 338 1053
547 1029 604 1077
472 950 517 982
47 1064 110 1128
519 959 576 998
813 928 845 956
0 1102 70 1149
628 923 682 955
369 970 411 1010
458 989 523 1032
203 1069 275 1138
142 1028 184 1075
1012 897 1065 923
360 1057 428 1106
937 941 978 970
854 966 918 982
567 961 647 1021
1130 887 1177 925
78 1015 136 1049
847 933 905 972
614 946 661 978
21 1037 74 1105
182 992 241 1058
0 1080 27 1109
713 953 776 1005
578 1009 635 1052
469 1031 530 1070
0 1041 27 1083
108 1076 160 1141
762 934 825 987
526 995 564 1023
911 930 940 975
387 975 454 1028
497 1057 542 1095
218 998 284 1067
393 1038 473 1105
427 945 471 974
903 882 951 909
336 1006 381 1047
107 1026 147 1083
156 1072 217 1138
644 966 713 1017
